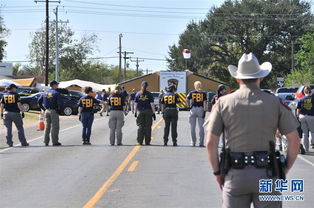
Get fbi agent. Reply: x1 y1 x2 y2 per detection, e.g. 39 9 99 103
296 86 314 152
206 53 300 208
78 87 104 145
38 80 64 146
134 81 156 145
186 81 208 147
0 84 29 147
161 85 180 146
108 86 126 146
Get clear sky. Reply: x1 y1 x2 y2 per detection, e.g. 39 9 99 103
0 0 223 72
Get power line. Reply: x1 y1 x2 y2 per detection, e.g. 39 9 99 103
64 0 210 10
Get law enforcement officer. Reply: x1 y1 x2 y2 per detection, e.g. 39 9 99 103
78 87 104 145
129 89 136 114
38 80 64 146
102 89 110 116
161 85 180 146
121 86 129 112
0 84 29 147
206 53 300 208
134 81 156 145
108 85 127 146
296 86 314 152
158 89 165 114
186 81 208 147
211 84 227 105
98 89 109 117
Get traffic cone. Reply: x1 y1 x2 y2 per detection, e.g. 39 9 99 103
37 112 45 131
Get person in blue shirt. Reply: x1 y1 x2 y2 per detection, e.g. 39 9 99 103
78 87 104 145
211 84 227 105
121 86 129 113
108 86 127 146
0 84 29 147
128 89 136 114
186 81 208 147
134 81 156 145
161 84 180 146
296 86 314 152
38 80 64 146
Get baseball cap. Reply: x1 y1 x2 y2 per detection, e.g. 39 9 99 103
49 80 59 87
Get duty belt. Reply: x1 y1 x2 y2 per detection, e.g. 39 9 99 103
165 107 177 110
230 151 270 169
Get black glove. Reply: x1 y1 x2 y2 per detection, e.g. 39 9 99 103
1 113 3 119
79 114 81 121
135 112 137 117
21 112 25 118
152 113 156 121
202 111 206 119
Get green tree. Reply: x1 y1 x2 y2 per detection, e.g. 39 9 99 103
28 21 74 75
0 16 8 62
167 0 313 87
285 25 314 86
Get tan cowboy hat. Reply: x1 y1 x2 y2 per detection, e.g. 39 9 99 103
228 53 272 79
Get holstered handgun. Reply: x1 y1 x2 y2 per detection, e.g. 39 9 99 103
269 141 286 180
219 131 231 175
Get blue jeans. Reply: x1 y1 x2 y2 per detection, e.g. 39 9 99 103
81 112 94 142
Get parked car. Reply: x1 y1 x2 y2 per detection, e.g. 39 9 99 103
56 88 101 115
295 84 314 99
20 92 42 112
275 87 299 94
275 93 296 106
20 92 80 116
17 87 39 96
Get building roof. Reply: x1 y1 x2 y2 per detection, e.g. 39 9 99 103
11 75 45 83
13 78 36 87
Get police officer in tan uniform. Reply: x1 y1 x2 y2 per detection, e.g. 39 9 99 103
206 53 301 208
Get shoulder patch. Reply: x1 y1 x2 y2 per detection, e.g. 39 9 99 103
279 98 291 110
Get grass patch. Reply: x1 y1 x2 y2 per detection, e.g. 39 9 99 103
24 110 41 121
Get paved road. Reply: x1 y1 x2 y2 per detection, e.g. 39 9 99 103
0 112 313 208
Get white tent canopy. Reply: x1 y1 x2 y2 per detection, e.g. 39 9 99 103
59 79 116 92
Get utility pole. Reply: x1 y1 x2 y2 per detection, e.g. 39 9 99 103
35 0 60 86
291 40 295 72
118 33 123 82
53 6 68 82
122 51 134 81
130 57 144 77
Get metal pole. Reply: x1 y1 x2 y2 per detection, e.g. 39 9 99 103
123 51 127 80
185 59 188 70
118 33 122 82
45 0 49 86
55 6 59 82
136 58 139 76
291 40 295 72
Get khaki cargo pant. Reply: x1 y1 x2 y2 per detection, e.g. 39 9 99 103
299 114 314 151
108 110 124 145
189 106 205 146
223 165 282 208
44 109 60 145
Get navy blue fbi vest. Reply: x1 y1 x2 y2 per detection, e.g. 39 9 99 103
1 92 21 113
187 91 207 107
161 93 179 108
79 95 100 112
108 93 125 111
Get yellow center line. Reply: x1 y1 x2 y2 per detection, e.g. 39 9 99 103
127 160 139 172
83 118 163 208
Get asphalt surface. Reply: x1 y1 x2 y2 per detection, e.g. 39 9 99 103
0 112 313 208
